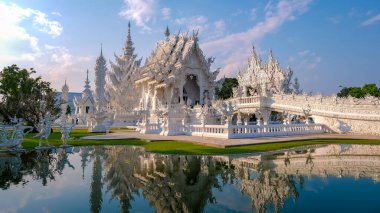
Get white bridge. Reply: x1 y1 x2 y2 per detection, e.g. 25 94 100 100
234 94 380 135
137 92 380 139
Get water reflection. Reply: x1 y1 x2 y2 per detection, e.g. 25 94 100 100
1 144 380 212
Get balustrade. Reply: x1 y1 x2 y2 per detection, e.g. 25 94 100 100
188 123 326 139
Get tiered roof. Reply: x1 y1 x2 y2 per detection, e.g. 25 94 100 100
74 70 94 106
94 46 107 110
237 46 294 95
138 31 218 85
106 22 142 111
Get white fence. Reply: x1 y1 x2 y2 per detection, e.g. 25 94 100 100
189 124 230 138
139 123 161 134
189 123 326 139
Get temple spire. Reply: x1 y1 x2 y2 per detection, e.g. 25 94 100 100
164 25 170 40
94 45 107 112
123 21 135 58
268 49 275 70
251 45 261 65
100 43 103 57
62 79 69 93
84 69 91 92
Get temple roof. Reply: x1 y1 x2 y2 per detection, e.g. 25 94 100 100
74 70 94 107
62 80 69 93
237 46 293 95
138 31 218 84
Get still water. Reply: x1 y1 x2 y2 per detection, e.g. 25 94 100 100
1 144 380 213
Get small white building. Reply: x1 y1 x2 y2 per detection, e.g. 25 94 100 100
73 70 95 125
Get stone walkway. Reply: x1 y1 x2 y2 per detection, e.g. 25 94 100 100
81 131 380 148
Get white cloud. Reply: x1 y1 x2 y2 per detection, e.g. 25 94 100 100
207 20 226 40
361 13 380 26
161 7 171 20
0 2 63 65
119 0 157 32
33 11 63 37
289 50 321 70
175 15 208 33
232 9 243 16
306 56 321 69
201 0 313 78
298 49 310 56
51 11 62 17
328 15 342 24
214 20 226 32
250 8 257 20
0 2 89 92
32 45 93 91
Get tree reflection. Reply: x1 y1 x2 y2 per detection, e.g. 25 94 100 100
0 153 23 189
56 149 75 175
90 147 104 213
79 147 92 180
32 149 57 186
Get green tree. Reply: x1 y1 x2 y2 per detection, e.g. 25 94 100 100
348 87 364 98
0 65 59 129
362 83 379 97
215 78 239 100
338 84 379 98
66 105 72 115
337 87 351 97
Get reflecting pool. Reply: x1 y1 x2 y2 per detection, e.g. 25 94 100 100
1 144 380 213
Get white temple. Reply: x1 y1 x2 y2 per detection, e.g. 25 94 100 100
62 24 380 136
105 21 142 126
73 70 95 125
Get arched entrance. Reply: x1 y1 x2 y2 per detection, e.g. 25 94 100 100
183 75 200 106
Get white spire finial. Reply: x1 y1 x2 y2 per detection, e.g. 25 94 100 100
100 43 103 57
164 25 170 40
124 21 135 58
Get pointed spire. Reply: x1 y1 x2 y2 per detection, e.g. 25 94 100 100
62 79 69 93
85 69 90 87
100 43 103 57
123 21 135 58
95 44 108 111
268 49 275 70
251 45 260 65
164 25 170 40
82 69 92 98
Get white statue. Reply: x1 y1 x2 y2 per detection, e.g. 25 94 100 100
59 122 75 147
34 112 53 149
0 118 32 151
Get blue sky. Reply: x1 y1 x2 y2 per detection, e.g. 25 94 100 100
0 0 379 94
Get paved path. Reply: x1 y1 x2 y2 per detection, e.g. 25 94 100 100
81 131 380 148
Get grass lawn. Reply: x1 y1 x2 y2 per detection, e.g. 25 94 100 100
18 129 380 155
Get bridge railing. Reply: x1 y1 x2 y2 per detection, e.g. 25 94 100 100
189 123 326 139
139 122 162 134
235 96 261 104
229 124 325 138
189 124 230 138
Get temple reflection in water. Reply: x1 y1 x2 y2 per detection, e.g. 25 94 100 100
1 144 380 212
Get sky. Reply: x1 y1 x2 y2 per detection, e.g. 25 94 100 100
0 0 379 95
